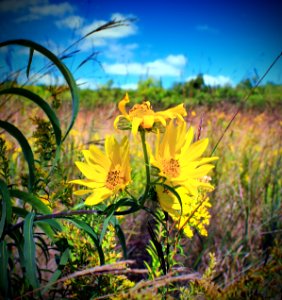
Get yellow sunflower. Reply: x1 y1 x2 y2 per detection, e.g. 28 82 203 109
70 135 131 206
151 120 218 195
114 93 187 135
156 185 211 238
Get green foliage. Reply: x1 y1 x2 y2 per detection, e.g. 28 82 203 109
51 75 282 110
0 39 82 298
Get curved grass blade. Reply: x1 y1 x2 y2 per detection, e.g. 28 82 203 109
0 240 9 298
35 220 57 241
0 39 79 141
24 212 39 289
10 189 51 214
0 179 12 238
155 182 183 215
63 218 105 265
26 47 34 79
99 205 115 245
42 248 70 294
148 221 167 275
36 218 62 232
0 120 35 191
110 217 127 259
8 229 25 271
0 87 62 147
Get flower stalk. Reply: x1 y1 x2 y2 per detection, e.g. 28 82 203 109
139 129 151 207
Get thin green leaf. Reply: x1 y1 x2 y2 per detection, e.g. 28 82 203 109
0 120 35 191
99 205 115 244
26 47 34 78
12 206 29 218
8 229 25 270
110 217 127 259
10 189 51 214
0 39 79 141
42 248 70 294
23 212 39 289
62 218 105 265
35 221 57 241
0 179 12 238
0 240 9 298
36 218 62 232
103 198 140 216
0 87 62 147
155 182 183 215
148 222 167 275
34 234 50 263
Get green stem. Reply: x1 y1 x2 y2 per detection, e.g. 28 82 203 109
140 129 151 206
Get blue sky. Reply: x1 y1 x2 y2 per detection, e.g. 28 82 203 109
0 0 281 89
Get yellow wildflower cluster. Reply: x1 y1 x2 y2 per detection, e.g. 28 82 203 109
71 93 218 238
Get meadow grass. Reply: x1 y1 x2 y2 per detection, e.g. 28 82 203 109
1 98 280 298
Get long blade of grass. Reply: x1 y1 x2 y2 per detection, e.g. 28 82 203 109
0 39 79 141
0 87 62 146
111 217 127 259
0 240 9 298
42 248 70 294
99 205 115 244
23 212 39 289
211 51 282 155
148 221 167 275
155 182 183 215
63 218 105 265
26 47 34 79
10 189 52 214
0 179 12 238
0 120 35 191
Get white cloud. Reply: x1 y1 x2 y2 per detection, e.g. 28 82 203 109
166 54 187 66
30 2 74 17
186 74 233 86
55 15 84 29
14 1 75 23
0 0 46 13
105 43 138 61
119 83 138 90
203 74 232 86
78 13 137 50
103 54 187 77
15 14 41 23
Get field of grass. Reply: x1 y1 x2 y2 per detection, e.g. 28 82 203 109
1 96 281 298
0 36 281 299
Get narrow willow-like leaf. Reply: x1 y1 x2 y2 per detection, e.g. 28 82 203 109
10 189 51 214
12 206 29 218
111 217 127 259
42 248 70 294
0 39 79 141
63 218 105 265
36 218 62 232
35 218 63 242
0 120 35 191
35 221 57 241
99 205 115 244
0 240 9 298
155 182 183 215
23 212 39 289
0 179 12 238
148 222 167 275
8 229 25 270
26 47 34 79
0 87 62 146
102 198 140 215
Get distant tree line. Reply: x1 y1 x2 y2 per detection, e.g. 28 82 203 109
2 74 282 109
